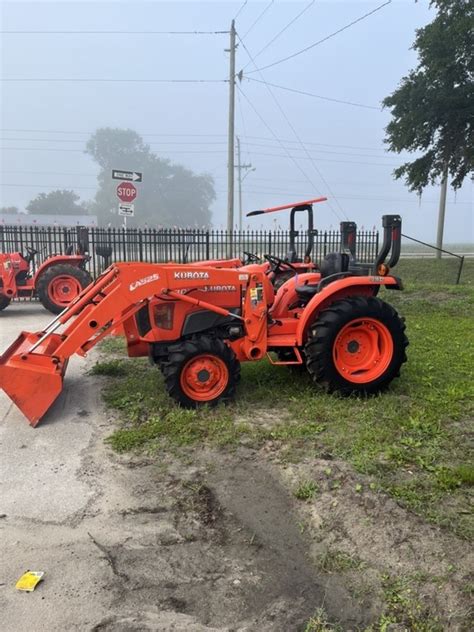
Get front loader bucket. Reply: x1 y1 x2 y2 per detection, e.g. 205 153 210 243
0 331 67 427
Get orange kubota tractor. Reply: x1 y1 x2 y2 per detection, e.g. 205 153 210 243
0 200 408 427
0 240 92 314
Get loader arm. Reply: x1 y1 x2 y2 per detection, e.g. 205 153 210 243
0 262 267 426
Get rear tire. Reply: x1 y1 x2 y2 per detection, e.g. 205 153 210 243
305 296 408 395
162 336 240 408
36 264 92 314
0 295 11 311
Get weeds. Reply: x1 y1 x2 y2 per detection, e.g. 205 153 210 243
366 574 443 631
89 359 128 377
304 608 342 632
294 481 319 501
317 550 364 573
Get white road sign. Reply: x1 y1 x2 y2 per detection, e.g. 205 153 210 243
112 169 142 182
118 203 135 217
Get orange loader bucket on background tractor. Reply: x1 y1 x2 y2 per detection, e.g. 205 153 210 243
0 331 67 427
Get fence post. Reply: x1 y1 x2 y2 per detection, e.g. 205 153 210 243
455 256 465 285
138 229 143 261
205 231 210 260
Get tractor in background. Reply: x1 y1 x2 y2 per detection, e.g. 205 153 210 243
0 231 92 314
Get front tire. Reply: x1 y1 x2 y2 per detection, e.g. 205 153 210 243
305 296 408 395
162 336 240 408
36 264 92 314
0 295 11 311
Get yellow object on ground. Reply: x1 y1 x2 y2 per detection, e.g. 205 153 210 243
15 571 45 591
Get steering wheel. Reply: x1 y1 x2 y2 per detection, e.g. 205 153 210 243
26 246 39 257
264 254 298 275
242 251 261 265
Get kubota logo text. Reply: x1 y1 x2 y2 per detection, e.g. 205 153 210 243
129 273 160 292
174 271 210 280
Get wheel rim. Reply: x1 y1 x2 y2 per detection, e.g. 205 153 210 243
47 275 82 306
333 317 393 383
180 354 229 402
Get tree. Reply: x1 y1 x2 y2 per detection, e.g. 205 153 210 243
26 190 87 215
0 206 19 214
86 128 215 227
383 0 473 193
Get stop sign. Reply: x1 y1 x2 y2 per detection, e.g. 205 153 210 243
116 181 137 203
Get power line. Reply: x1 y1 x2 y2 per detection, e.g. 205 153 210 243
0 146 228 154
2 180 469 207
0 128 387 152
0 182 231 195
244 77 380 110
233 1 249 21
0 145 400 166
1 137 228 146
236 87 253 165
1 128 227 137
0 128 386 152
1 30 228 35
242 0 315 70
247 151 399 167
240 140 395 160
240 135 382 152
238 34 347 219
1 147 84 153
236 85 343 222
2 170 98 177
1 182 97 190
241 1 274 41
246 0 392 74
240 188 471 206
3 78 227 83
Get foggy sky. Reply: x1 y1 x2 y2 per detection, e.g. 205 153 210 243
1 0 473 243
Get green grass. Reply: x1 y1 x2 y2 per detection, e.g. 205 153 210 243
97 336 126 355
317 550 364 573
396 256 473 287
304 572 444 632
304 609 342 632
365 574 443 632
95 268 474 539
294 480 319 501
89 358 128 377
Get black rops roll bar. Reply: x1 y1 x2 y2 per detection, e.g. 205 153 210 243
340 221 357 260
287 204 317 263
373 215 402 272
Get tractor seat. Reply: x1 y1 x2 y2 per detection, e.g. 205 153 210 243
295 283 319 300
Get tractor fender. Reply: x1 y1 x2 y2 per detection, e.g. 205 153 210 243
270 271 321 318
296 275 402 346
33 255 88 283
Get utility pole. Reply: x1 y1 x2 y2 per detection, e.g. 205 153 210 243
435 163 448 259
235 136 253 230
226 20 236 236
